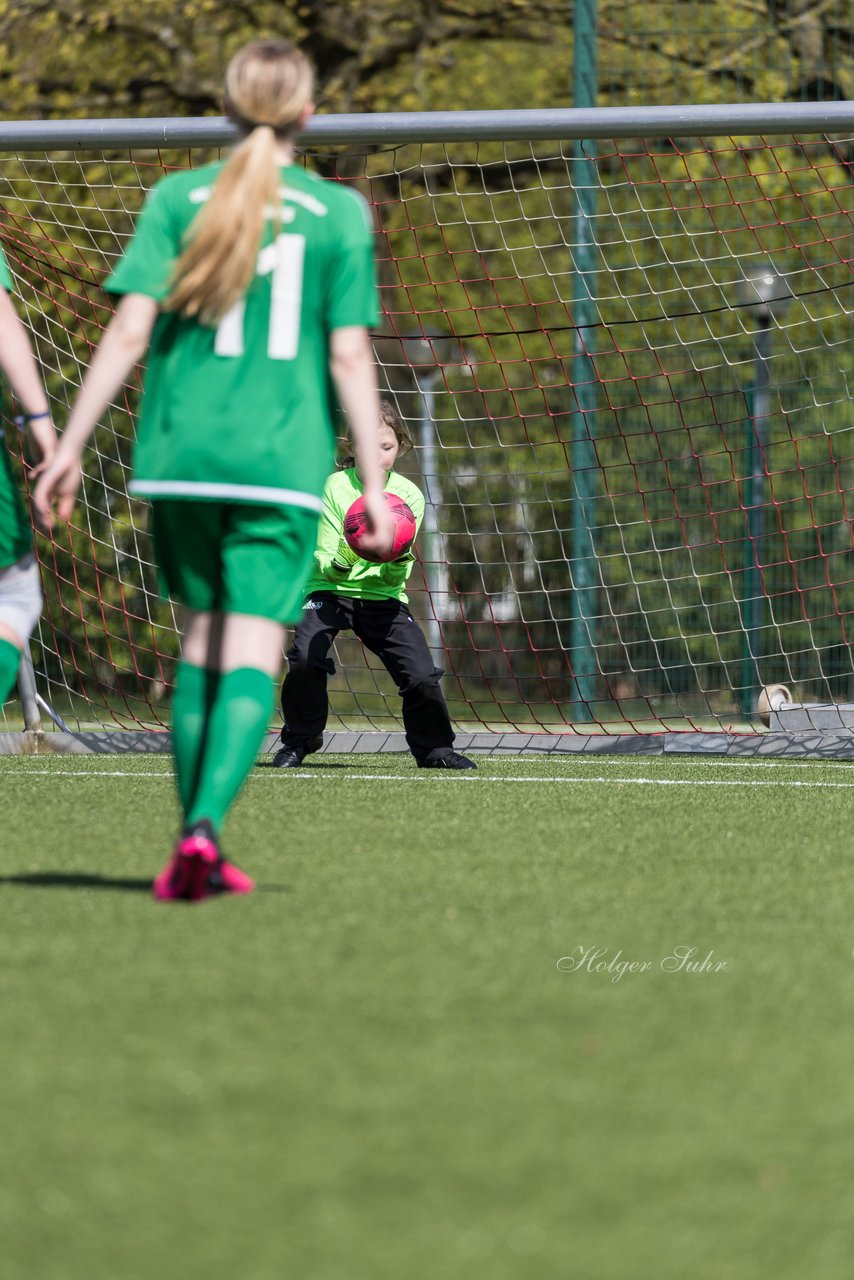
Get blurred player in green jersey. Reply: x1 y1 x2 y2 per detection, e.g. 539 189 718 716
273 400 476 771
35 39 393 903
0 246 56 707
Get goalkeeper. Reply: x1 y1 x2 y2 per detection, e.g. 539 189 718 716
0 246 56 706
273 400 476 770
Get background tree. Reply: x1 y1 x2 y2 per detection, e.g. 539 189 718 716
1 2 853 120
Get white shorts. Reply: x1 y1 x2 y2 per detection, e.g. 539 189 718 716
0 553 42 644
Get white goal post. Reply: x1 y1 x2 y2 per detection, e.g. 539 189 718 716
3 101 854 757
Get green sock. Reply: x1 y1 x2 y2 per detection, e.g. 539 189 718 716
186 666 274 834
170 661 220 818
0 637 21 706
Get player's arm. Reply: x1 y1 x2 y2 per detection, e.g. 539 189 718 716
35 174 176 528
328 325 394 555
0 286 57 467
33 294 158 528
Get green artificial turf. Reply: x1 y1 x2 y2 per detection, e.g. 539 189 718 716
2 752 854 1279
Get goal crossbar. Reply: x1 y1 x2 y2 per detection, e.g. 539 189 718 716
1 101 854 151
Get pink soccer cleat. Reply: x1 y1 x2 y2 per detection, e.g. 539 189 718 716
153 830 220 903
152 821 254 903
209 859 255 896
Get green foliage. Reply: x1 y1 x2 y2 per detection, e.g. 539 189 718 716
2 1 852 120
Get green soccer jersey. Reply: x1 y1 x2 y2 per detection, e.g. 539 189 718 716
105 160 380 512
0 245 33 570
305 467 425 604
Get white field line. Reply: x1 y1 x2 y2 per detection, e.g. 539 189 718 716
3 768 854 790
5 753 854 771
535 755 854 770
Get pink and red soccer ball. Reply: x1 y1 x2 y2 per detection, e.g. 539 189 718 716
344 492 416 563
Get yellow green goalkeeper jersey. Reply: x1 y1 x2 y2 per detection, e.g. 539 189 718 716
0 245 34 569
105 160 379 511
306 467 425 604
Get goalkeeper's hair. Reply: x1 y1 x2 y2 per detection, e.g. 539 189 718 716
165 39 313 325
338 401 414 470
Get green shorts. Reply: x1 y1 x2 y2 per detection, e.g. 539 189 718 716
150 500 320 625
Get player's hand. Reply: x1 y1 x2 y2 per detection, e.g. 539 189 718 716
331 537 360 573
27 444 57 478
25 415 59 475
32 448 83 532
356 486 396 561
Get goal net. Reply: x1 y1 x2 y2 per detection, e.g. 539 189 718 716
2 107 854 744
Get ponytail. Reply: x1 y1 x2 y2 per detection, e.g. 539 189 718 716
166 125 281 325
164 39 313 326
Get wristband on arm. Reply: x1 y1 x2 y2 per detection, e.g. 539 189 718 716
13 410 52 430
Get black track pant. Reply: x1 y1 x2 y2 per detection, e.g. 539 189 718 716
280 592 454 762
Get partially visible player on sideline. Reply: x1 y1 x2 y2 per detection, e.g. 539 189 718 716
273 400 476 771
34 38 393 903
0 250 56 705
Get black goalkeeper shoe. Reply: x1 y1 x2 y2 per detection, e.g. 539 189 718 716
271 735 323 768
417 750 478 771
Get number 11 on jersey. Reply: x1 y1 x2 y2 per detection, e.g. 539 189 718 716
215 233 306 361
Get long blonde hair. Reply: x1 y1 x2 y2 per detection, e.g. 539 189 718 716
166 39 313 325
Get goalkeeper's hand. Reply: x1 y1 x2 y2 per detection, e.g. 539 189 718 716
380 550 415 585
331 537 360 574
